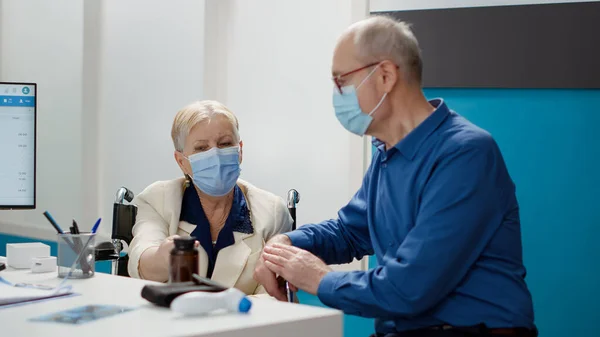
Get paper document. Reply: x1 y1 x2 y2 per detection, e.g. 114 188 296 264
0 277 73 307
30 305 136 325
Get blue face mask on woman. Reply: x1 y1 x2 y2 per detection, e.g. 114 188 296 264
333 65 388 136
187 146 241 197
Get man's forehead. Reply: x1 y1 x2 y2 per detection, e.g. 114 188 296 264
331 34 361 76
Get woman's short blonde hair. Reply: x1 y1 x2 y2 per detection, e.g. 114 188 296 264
171 100 240 152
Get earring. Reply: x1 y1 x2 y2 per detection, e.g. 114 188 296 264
184 174 192 188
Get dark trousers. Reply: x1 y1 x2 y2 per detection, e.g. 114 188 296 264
370 326 538 337
371 330 472 337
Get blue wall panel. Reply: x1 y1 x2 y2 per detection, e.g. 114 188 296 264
371 89 600 336
297 291 375 337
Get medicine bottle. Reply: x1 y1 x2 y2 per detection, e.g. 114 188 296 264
169 236 198 283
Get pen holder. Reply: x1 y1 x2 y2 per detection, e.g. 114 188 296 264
57 233 96 279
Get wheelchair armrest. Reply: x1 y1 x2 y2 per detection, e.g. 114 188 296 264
95 241 119 261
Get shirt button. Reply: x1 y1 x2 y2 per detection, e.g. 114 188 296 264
382 163 387 168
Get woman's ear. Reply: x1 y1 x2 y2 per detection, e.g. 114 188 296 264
174 151 190 175
239 140 244 164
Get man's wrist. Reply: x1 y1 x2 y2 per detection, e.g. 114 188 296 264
312 268 332 295
317 271 344 308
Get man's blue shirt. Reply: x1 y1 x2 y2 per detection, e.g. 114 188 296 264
286 99 535 333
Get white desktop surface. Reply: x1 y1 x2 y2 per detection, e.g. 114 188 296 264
0 257 342 337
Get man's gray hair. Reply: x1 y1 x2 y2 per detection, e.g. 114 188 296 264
351 15 423 84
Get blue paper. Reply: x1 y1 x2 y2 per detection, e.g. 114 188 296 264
30 305 136 325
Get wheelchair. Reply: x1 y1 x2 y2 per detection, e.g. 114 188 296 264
95 186 300 278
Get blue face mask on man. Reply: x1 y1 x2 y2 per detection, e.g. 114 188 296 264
333 65 388 136
186 146 241 197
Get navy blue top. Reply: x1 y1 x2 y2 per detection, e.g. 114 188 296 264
180 184 253 279
287 99 535 333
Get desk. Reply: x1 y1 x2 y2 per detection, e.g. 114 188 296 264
0 257 342 337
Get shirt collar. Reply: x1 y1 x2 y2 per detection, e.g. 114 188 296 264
180 184 254 235
372 98 450 161
179 184 254 278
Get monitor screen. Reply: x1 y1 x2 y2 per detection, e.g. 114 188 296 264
0 82 36 209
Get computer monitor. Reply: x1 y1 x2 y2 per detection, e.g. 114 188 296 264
0 82 36 209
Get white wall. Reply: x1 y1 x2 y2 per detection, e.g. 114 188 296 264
0 0 206 239
204 0 369 271
203 0 368 223
371 0 599 11
0 1 372 274
94 0 206 238
0 0 84 240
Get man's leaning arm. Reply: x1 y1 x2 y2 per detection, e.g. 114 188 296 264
284 170 374 265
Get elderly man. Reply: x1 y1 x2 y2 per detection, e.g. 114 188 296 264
254 15 536 337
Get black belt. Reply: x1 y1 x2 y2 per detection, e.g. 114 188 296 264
374 324 538 337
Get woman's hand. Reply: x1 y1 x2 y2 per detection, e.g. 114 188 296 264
156 235 201 265
253 234 292 301
156 235 181 266
139 235 199 282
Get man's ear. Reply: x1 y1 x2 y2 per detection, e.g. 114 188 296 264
239 140 244 164
380 60 399 93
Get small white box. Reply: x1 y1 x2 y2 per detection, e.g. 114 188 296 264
6 242 51 269
31 256 57 273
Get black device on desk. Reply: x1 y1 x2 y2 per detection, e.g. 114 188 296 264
0 262 6 272
141 274 227 307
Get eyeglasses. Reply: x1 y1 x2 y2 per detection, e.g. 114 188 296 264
332 62 380 94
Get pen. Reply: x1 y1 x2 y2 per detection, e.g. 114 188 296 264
43 211 65 234
72 220 81 234
91 218 102 234
287 282 294 302
70 220 90 273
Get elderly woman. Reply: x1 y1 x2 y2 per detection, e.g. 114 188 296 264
128 100 292 296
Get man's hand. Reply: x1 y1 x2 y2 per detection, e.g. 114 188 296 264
253 235 292 301
262 243 332 295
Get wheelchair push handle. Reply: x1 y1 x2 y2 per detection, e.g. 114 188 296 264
287 189 300 231
112 186 137 246
115 187 134 204
285 189 300 303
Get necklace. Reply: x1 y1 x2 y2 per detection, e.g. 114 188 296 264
199 192 233 243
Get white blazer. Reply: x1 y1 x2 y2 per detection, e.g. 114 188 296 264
128 177 293 296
